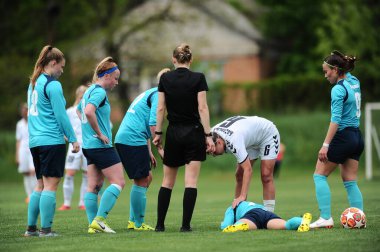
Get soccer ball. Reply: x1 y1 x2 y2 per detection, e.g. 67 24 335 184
340 207 366 229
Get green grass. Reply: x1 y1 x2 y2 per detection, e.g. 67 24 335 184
1 111 380 251
0 167 379 252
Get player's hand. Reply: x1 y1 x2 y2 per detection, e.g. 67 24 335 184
157 144 164 159
72 142 80 153
318 146 328 163
97 133 110 144
150 152 157 169
232 196 245 209
153 135 162 147
205 137 215 154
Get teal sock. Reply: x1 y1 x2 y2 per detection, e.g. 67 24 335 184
129 186 135 222
27 191 41 227
97 184 121 219
84 192 98 224
285 217 302 230
313 174 331 219
130 185 147 227
344 181 363 211
40 191 56 229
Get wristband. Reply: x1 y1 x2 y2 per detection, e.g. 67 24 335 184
322 143 329 148
155 131 163 135
204 132 212 137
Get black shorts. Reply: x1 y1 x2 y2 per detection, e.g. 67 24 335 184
82 147 121 170
327 127 364 164
115 143 150 179
241 208 281 229
163 123 206 167
30 144 66 179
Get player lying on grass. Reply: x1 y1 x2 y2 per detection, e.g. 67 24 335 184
220 201 311 232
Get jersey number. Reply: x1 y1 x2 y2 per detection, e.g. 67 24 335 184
264 145 270 156
29 90 39 116
219 116 245 128
355 92 361 118
81 98 88 123
127 92 145 114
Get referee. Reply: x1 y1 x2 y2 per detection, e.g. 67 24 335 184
153 43 215 232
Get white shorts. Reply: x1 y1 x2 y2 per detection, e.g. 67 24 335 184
18 148 35 173
65 145 87 171
247 126 280 161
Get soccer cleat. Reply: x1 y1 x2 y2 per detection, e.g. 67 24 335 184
222 223 249 233
180 226 192 232
58 205 71 211
127 220 135 229
89 216 116 233
155 225 165 232
78 205 86 210
310 217 334 229
88 227 100 234
39 231 59 237
24 230 39 237
134 223 155 231
297 213 312 232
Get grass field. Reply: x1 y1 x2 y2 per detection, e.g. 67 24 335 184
1 166 379 252
1 111 379 251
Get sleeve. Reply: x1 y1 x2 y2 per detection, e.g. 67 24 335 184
15 121 21 140
229 135 248 163
87 88 106 108
47 81 77 143
149 92 158 126
158 74 166 92
330 85 346 124
220 206 235 230
197 73 209 92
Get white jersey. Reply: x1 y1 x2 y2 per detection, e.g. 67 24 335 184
67 106 82 144
16 118 34 172
16 118 29 151
212 116 280 163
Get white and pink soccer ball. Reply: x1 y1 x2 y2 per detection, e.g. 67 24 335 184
340 207 366 229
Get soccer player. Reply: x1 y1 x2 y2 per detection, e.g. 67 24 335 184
25 45 79 237
273 143 286 178
77 57 125 234
211 116 280 212
58 85 88 211
220 201 312 232
15 103 36 203
115 68 167 231
310 51 364 229
153 43 215 232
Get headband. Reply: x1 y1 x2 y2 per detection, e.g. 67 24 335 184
97 66 118 78
323 61 343 70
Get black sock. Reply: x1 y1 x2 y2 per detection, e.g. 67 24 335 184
182 187 197 229
156 187 172 228
27 225 37 232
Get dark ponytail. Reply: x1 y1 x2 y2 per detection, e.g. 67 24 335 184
324 50 357 75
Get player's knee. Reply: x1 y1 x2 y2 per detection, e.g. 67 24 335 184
261 173 273 184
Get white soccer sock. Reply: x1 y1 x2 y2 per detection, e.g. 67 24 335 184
78 173 88 206
23 176 30 197
263 200 275 212
27 175 37 196
63 175 74 206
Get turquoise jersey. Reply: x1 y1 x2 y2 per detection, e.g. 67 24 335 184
115 87 158 146
220 201 265 229
27 74 77 148
78 84 112 149
330 72 361 131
